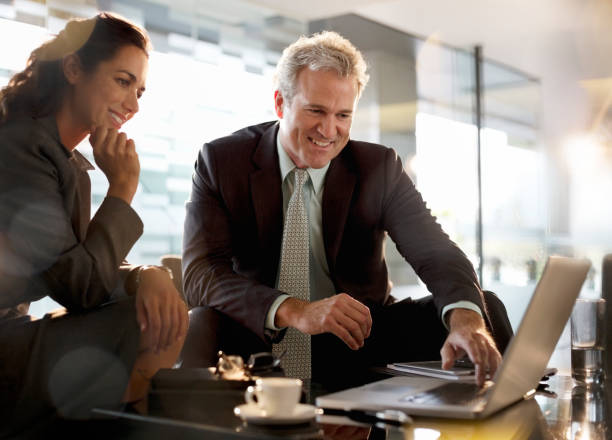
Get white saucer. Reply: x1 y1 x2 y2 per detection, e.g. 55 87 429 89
234 403 321 425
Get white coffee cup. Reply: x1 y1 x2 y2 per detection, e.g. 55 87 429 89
244 377 302 416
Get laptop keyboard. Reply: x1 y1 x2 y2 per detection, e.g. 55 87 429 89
400 382 489 407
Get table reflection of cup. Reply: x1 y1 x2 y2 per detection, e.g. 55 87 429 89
571 385 607 440
244 377 302 416
571 298 606 385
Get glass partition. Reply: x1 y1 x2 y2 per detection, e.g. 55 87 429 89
477 60 544 328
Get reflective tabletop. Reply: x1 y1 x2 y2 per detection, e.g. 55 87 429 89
86 373 611 440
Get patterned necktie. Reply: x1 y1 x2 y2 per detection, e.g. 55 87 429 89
274 168 311 379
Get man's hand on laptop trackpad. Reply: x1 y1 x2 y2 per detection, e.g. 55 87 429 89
440 309 502 386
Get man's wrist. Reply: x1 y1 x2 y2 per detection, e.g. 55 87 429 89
442 301 482 330
447 308 484 330
275 297 306 328
266 294 290 330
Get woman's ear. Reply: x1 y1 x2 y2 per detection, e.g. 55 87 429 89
62 53 82 85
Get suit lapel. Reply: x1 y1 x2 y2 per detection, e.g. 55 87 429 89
250 123 283 275
70 151 94 241
322 148 356 274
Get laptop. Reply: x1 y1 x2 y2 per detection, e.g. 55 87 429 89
316 256 591 419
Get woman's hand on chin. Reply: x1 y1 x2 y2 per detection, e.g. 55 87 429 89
89 125 140 204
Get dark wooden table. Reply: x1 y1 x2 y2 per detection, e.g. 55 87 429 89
65 371 608 440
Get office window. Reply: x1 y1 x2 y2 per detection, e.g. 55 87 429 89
89 48 280 264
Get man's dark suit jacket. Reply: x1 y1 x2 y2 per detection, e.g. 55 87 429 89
183 121 485 344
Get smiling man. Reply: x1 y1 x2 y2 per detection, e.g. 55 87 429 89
182 31 512 387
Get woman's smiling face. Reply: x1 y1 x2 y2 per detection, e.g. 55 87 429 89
70 44 148 131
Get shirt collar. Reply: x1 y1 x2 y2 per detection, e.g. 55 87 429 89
276 133 329 195
72 149 95 171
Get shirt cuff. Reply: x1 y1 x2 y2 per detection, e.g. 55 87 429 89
265 294 291 331
441 301 482 330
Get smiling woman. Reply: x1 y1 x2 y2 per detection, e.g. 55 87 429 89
0 12 187 435
62 44 147 137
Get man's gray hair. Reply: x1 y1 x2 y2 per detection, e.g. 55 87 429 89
274 31 369 102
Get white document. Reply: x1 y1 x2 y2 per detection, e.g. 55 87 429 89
387 361 558 383
387 361 477 382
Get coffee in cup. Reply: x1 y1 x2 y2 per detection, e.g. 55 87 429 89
244 377 302 416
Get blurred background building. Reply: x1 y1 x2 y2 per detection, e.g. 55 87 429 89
1 0 610 339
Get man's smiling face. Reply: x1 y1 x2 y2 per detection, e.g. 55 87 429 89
275 67 358 169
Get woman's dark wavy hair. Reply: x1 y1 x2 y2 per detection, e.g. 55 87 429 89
0 12 150 125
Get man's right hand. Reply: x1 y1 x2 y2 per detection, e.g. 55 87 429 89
89 126 140 204
275 293 372 350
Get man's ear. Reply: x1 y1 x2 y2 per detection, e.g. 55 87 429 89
274 90 284 118
62 53 82 85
